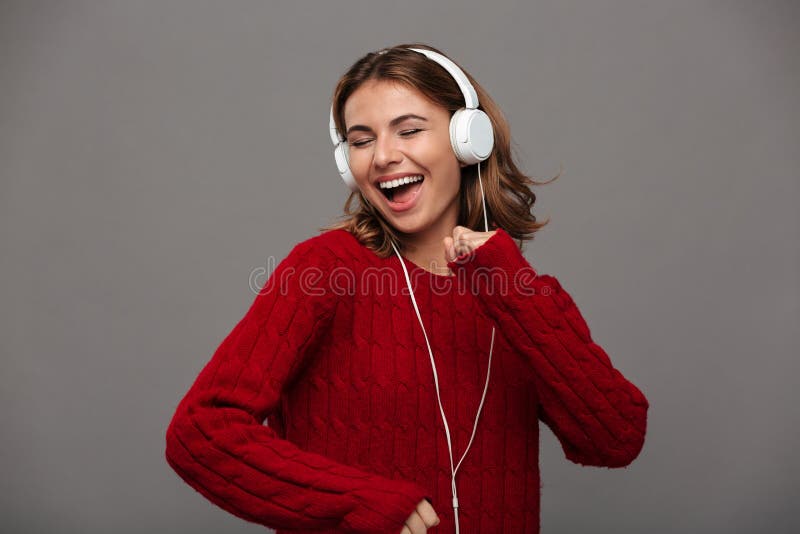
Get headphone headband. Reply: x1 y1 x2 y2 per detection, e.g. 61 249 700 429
330 48 481 144
406 48 479 110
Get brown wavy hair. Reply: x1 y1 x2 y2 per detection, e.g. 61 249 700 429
321 42 559 257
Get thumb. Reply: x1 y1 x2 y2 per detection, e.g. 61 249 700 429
443 236 455 263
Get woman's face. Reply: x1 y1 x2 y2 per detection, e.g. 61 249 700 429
343 79 464 238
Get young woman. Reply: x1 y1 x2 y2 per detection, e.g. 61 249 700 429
165 43 649 534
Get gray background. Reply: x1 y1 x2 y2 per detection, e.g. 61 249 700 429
1 1 797 533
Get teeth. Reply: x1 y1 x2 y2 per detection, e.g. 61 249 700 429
378 175 423 190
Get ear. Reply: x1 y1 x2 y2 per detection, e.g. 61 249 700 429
459 161 468 168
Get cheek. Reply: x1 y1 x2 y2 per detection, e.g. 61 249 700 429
417 140 456 170
347 149 370 177
425 144 461 180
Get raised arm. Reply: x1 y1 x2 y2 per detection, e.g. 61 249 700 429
165 239 430 532
447 229 649 467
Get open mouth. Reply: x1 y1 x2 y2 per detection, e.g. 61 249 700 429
378 175 425 204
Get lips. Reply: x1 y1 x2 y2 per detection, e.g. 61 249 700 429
370 171 427 212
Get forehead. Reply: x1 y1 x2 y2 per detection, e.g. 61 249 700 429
343 80 444 125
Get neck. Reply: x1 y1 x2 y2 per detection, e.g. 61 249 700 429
402 237 452 276
396 211 458 277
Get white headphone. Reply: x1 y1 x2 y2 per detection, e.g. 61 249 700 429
328 47 495 192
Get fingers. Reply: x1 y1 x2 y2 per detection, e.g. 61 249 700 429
403 498 440 534
404 510 427 533
451 226 475 259
443 236 456 263
447 226 497 266
417 498 441 527
451 226 468 250
449 226 497 261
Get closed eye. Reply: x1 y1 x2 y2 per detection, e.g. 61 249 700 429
350 129 424 148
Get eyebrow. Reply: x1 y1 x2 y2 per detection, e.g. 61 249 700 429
346 114 428 136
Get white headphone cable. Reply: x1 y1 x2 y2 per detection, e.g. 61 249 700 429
477 163 490 232
390 164 495 533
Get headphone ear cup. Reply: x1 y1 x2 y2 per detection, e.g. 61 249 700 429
449 108 495 166
333 142 359 192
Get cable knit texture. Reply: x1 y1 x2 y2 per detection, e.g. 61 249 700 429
165 228 649 533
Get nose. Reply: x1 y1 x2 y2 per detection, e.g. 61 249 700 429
372 133 403 169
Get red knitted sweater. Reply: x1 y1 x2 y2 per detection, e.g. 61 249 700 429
165 228 648 533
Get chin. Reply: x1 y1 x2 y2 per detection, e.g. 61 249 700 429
381 215 417 236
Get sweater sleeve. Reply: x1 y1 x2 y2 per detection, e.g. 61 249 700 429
447 229 649 467
165 239 430 532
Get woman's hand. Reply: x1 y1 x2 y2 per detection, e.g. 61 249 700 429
444 225 497 263
400 498 440 533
